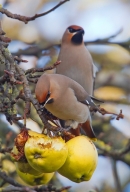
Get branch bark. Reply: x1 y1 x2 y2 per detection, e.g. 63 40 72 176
0 0 69 24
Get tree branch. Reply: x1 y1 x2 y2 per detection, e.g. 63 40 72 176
111 159 122 192
96 139 130 166
0 171 71 192
0 171 22 187
25 60 61 75
0 147 12 154
0 0 69 24
11 28 130 58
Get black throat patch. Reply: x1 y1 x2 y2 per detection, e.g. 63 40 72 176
71 31 83 45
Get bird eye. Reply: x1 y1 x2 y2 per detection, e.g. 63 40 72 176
68 28 75 33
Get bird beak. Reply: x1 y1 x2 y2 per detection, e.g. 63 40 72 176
77 29 85 36
43 97 54 108
72 29 85 37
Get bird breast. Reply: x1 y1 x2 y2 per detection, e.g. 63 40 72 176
45 87 89 124
57 44 94 95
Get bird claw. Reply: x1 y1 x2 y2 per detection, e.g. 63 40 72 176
55 126 71 135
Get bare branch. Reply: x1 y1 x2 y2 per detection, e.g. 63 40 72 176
90 106 124 120
85 38 130 50
11 29 130 58
25 60 61 75
96 139 130 166
111 159 122 192
0 0 69 24
0 147 12 154
12 38 130 58
0 36 11 43
0 171 71 192
0 171 22 187
0 185 36 192
14 56 28 63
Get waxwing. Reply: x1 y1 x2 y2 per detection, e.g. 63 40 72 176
56 25 98 137
35 74 100 140
56 25 98 95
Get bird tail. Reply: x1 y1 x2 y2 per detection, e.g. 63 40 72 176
82 120 97 141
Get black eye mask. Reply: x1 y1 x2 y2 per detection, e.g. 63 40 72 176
68 27 81 33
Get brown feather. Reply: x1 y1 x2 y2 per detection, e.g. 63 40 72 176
82 120 97 141
70 126 80 136
35 74 50 104
68 25 83 30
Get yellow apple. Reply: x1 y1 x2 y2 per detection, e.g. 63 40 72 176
58 136 98 183
24 130 68 173
11 145 42 176
15 161 42 176
16 166 54 186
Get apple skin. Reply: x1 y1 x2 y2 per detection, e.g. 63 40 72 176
24 131 68 173
16 166 54 186
58 136 98 183
11 145 42 176
15 161 42 176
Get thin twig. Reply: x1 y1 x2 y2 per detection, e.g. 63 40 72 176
96 139 130 166
0 36 11 43
25 60 61 75
90 106 124 120
14 56 28 63
111 159 122 192
85 39 130 50
12 37 130 57
11 29 130 58
0 0 69 24
0 185 36 192
0 171 22 187
0 171 71 192
0 147 12 154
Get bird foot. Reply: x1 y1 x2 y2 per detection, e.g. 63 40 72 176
55 126 71 135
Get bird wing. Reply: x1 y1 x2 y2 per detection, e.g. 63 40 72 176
92 63 98 78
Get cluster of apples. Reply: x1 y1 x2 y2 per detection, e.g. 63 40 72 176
11 130 98 185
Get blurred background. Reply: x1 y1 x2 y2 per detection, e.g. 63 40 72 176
0 0 130 192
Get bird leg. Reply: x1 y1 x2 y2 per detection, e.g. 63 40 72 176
56 126 72 134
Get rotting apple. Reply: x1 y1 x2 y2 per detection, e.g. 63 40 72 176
58 135 98 183
24 130 68 173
